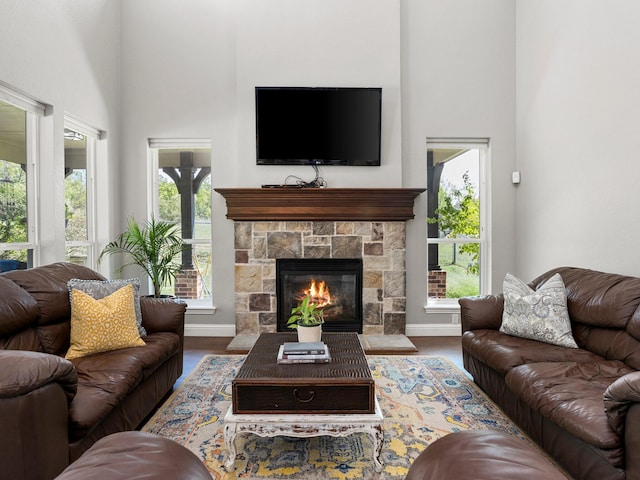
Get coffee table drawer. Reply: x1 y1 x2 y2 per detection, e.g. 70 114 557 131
233 383 375 414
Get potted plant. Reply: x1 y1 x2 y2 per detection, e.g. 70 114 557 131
99 216 185 298
287 294 325 342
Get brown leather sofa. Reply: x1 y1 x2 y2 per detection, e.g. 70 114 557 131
460 266 640 480
0 262 186 480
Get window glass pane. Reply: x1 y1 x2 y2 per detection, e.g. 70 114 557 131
66 245 89 266
0 102 28 245
429 243 480 298
0 249 31 270
427 145 483 300
64 129 88 242
427 149 480 239
157 147 212 300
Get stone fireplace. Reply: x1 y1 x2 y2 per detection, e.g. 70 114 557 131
215 188 425 336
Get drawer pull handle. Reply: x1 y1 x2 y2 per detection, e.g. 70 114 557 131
293 388 315 403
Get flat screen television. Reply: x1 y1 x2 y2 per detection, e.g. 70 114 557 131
255 87 382 166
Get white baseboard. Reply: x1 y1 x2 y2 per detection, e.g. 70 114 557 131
405 323 462 337
185 323 235 337
185 323 461 337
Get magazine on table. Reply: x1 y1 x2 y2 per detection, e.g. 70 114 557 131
277 344 331 364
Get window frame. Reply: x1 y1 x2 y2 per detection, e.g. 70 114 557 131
0 85 44 267
148 138 213 306
426 138 491 304
64 115 101 269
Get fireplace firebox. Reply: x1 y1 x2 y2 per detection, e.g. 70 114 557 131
276 258 363 333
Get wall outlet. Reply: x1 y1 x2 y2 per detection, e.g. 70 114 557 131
452 313 460 324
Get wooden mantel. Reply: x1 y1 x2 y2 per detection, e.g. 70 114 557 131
215 188 426 221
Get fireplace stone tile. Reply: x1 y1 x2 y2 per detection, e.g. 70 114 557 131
235 222 252 249
384 271 406 297
363 301 382 325
235 250 249 263
332 236 362 257
237 312 259 334
363 270 383 289
267 232 302 258
304 245 331 258
364 242 384 256
384 313 406 334
313 222 334 235
372 223 384 241
253 236 267 259
235 265 262 292
249 293 271 311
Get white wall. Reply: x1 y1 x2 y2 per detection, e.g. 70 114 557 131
401 0 516 331
0 0 120 272
516 0 640 280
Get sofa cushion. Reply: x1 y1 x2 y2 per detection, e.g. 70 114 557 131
67 278 146 337
505 360 633 467
67 332 180 440
462 329 602 376
66 285 145 360
501 273 578 348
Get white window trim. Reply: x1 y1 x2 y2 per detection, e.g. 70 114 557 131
64 115 103 269
148 138 213 306
426 138 492 306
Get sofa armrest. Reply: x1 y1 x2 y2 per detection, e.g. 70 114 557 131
458 294 504 332
604 371 640 437
140 297 186 335
0 350 77 401
0 350 77 480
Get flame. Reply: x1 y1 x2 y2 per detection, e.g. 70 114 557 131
303 279 332 307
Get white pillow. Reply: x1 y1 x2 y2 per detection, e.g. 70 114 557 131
500 273 578 348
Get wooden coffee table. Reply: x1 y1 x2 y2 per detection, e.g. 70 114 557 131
224 332 384 471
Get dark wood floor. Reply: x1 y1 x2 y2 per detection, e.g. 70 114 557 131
182 336 464 384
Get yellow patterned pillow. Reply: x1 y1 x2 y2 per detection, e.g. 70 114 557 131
66 284 146 360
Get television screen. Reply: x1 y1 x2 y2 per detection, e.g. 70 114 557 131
255 87 382 166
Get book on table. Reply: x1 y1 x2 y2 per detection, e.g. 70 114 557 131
282 341 326 355
277 344 331 364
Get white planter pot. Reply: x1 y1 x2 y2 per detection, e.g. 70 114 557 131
297 325 322 343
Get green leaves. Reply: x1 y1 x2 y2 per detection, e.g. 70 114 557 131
99 216 184 297
287 295 325 329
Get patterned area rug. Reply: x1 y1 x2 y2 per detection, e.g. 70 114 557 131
142 355 528 479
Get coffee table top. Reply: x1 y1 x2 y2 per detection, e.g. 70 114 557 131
233 332 373 385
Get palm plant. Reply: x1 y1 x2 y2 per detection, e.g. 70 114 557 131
99 217 185 298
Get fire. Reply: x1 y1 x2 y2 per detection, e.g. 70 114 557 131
303 279 332 307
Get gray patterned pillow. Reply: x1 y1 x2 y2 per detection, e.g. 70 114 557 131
500 273 577 348
67 278 146 337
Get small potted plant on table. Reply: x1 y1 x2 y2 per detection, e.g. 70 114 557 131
287 294 325 342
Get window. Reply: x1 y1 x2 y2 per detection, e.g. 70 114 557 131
427 139 490 302
149 139 212 301
0 89 42 272
64 116 99 268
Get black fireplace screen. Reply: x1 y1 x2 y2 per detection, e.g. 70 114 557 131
276 258 363 333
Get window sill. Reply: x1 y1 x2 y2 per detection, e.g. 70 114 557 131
423 300 460 314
